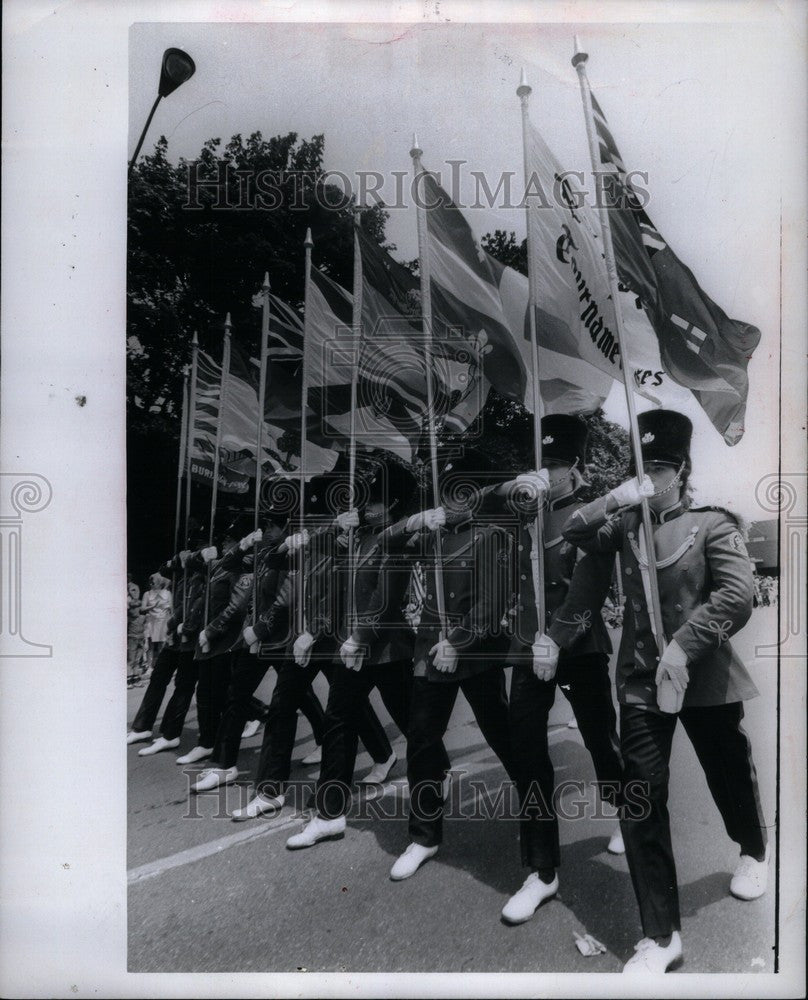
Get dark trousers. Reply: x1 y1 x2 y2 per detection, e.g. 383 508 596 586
254 659 392 798
131 646 198 739
407 668 515 847
510 652 623 871
211 650 323 769
620 701 767 939
195 652 233 749
315 659 413 818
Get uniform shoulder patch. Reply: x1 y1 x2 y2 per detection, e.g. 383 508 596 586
729 530 748 553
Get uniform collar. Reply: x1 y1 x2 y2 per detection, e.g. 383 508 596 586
549 489 579 512
650 497 685 524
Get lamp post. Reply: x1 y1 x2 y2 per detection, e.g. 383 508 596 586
128 47 196 175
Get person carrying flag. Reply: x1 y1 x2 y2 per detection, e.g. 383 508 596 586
127 525 211 754
386 447 518 882
434 416 624 924
230 475 395 822
562 409 768 975
284 456 418 849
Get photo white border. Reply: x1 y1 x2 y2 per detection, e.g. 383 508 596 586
1 1 805 997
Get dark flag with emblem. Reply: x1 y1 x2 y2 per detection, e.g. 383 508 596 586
590 92 761 445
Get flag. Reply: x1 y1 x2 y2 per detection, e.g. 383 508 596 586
422 168 616 414
190 339 335 493
303 265 418 462
357 228 489 435
590 91 761 444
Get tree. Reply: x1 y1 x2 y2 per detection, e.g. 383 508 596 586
126 131 389 579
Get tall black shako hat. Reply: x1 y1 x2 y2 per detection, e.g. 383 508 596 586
358 455 418 512
438 445 511 489
540 415 588 469
635 409 693 469
261 477 301 527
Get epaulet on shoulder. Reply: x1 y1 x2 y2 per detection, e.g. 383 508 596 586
690 505 745 529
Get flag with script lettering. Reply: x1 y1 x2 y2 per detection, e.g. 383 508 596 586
422 167 672 415
590 91 761 444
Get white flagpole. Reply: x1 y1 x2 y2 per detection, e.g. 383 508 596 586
410 134 448 641
173 369 190 556
253 272 271 623
205 312 232 621
347 206 363 633
297 229 314 636
183 332 199 621
517 69 548 637
572 36 667 650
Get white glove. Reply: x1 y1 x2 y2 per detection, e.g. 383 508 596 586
201 546 218 563
609 476 654 508
239 529 263 551
283 530 310 553
515 469 550 497
243 625 258 646
249 641 260 655
336 508 360 532
340 636 365 671
293 630 315 667
655 639 689 714
407 507 446 533
532 632 560 682
198 630 210 653
429 638 459 674
176 623 184 635
179 549 191 566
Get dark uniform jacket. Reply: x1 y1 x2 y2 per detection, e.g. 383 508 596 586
161 551 205 652
194 550 241 660
349 522 417 666
384 514 513 683
257 523 341 659
239 541 293 654
562 495 758 708
449 486 613 662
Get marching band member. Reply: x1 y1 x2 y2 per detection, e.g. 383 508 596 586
128 527 210 755
443 416 624 925
178 519 245 774
231 476 394 822
562 409 768 975
286 457 418 849
388 448 518 882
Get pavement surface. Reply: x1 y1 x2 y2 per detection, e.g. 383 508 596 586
127 608 778 974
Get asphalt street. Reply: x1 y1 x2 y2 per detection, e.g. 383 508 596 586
127 608 778 974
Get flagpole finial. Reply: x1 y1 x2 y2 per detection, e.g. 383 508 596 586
517 67 532 98
410 132 423 158
304 227 313 249
262 271 270 291
571 34 588 67
192 330 198 346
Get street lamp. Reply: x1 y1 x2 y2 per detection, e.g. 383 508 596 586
128 47 196 176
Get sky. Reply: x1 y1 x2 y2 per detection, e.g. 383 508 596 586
129 15 794 518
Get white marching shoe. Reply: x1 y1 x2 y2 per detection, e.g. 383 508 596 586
176 745 213 765
501 872 559 924
127 730 152 745
241 719 262 740
138 737 180 756
623 932 682 975
300 746 322 766
286 815 346 850
191 766 238 793
730 844 770 900
231 793 285 822
607 827 626 855
359 752 397 785
390 843 438 881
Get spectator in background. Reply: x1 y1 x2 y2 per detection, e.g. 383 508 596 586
141 573 172 674
127 574 146 685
